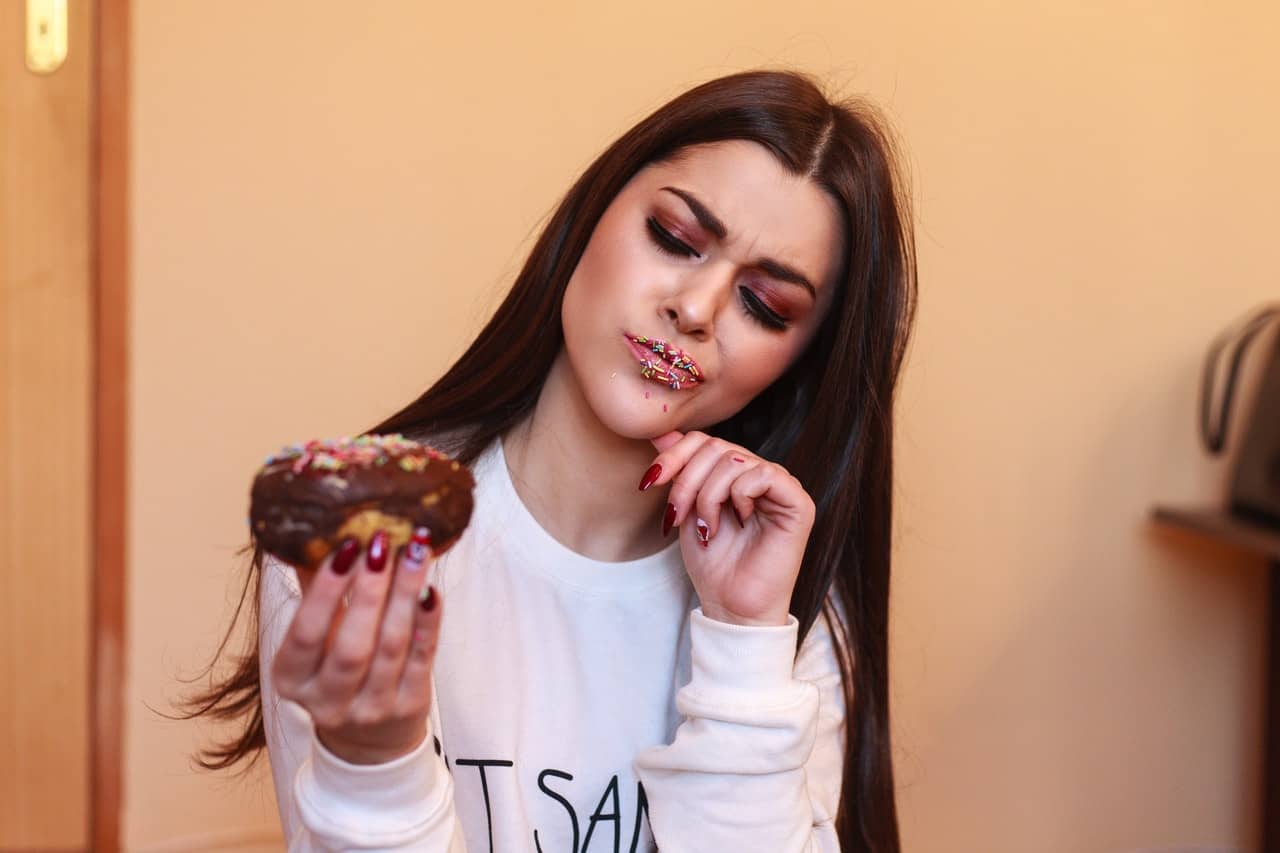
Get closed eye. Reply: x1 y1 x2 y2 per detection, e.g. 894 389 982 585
646 217 700 258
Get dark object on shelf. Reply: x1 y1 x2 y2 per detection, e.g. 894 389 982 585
1151 504 1280 852
1200 303 1280 529
1152 505 1280 560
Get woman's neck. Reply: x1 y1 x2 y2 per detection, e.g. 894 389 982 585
501 350 671 562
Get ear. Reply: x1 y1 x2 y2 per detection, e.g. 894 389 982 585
649 430 684 453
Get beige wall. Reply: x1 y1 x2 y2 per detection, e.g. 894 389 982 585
128 2 1278 850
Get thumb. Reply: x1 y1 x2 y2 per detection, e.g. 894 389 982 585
649 430 684 453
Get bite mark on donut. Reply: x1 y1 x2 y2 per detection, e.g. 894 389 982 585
337 509 414 551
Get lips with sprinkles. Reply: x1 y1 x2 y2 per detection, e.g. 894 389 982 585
628 334 703 391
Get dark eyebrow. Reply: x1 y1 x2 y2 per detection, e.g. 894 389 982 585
659 185 818 300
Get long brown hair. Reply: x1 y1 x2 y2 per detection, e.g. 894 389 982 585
175 68 917 853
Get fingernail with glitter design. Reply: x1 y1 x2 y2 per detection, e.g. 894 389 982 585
331 538 360 575
663 503 677 537
419 585 437 612
367 530 389 572
638 463 662 491
404 526 432 571
696 518 710 547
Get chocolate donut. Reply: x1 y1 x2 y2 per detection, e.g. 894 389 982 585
249 434 475 572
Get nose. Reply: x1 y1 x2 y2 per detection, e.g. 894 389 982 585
661 265 732 339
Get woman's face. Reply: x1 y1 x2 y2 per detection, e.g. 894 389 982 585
560 139 844 440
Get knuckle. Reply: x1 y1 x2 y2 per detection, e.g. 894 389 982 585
285 625 322 655
330 647 368 676
295 633 325 656
350 583 386 610
312 708 345 730
381 624 410 650
409 635 438 661
398 696 430 719
348 704 386 727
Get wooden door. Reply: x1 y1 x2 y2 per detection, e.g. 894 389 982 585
1 1 126 849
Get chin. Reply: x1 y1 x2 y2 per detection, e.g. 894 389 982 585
592 388 679 441
577 368 682 440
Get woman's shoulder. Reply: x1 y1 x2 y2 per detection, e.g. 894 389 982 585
261 550 301 599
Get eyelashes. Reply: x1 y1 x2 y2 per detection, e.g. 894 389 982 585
645 216 700 258
644 217 790 331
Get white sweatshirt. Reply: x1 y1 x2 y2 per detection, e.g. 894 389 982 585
258 435 848 852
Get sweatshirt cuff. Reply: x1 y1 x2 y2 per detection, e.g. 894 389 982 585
295 729 451 840
690 606 800 694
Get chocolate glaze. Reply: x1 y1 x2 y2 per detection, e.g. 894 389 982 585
248 437 475 572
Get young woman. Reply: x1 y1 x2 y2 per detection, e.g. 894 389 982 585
181 68 917 852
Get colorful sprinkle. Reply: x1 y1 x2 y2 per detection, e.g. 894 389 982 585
263 433 449 475
627 334 704 387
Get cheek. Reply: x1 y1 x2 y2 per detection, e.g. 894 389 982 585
563 226 639 342
723 341 804 399
574 215 638 292
727 353 778 396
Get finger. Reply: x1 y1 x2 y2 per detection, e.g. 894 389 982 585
728 463 814 529
351 528 435 714
316 529 396 696
639 430 714 494
297 569 351 656
694 452 763 541
667 440 740 530
272 539 362 693
397 583 444 709
648 430 684 453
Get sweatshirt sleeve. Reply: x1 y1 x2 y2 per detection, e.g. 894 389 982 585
632 597 848 852
258 554 469 851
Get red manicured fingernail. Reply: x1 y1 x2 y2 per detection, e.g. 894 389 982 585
420 585 437 612
367 530 389 572
732 456 745 463
662 503 677 537
696 518 710 547
638 463 662 491
331 538 360 575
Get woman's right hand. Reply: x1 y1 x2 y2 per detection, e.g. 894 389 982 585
271 527 443 765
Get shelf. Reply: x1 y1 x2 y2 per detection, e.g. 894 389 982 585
1151 505 1280 563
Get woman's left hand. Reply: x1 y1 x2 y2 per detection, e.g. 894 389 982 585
642 430 816 627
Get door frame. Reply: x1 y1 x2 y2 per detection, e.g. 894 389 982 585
92 1 128 850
